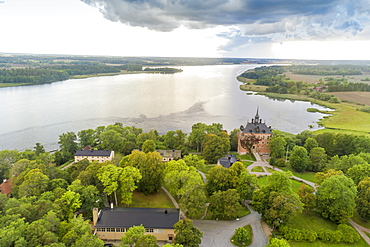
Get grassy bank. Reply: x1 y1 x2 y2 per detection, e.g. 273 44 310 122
239 77 370 135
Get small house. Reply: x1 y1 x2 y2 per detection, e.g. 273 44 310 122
74 149 114 163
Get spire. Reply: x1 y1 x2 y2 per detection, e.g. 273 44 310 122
254 107 259 124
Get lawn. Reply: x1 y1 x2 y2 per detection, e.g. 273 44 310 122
286 211 369 247
242 161 253 167
198 164 215 174
280 166 316 183
252 166 265 172
230 152 256 161
128 190 175 208
257 176 304 193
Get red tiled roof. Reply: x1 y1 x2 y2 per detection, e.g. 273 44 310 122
0 178 13 195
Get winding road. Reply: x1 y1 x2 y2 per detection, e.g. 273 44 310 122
193 204 268 247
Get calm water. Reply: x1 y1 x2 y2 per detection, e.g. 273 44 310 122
0 64 329 151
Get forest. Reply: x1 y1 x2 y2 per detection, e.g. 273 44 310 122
1 121 370 246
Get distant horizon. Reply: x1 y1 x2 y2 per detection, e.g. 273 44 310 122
2 52 370 63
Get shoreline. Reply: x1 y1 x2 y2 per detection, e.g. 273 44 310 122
237 76 370 136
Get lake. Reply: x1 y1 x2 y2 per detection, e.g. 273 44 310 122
0 64 329 151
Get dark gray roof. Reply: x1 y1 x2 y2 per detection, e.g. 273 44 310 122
241 122 272 134
218 155 238 168
75 150 113 157
96 207 179 229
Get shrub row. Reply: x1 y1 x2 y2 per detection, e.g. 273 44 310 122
280 224 360 244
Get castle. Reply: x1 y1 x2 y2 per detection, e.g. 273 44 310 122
238 109 273 155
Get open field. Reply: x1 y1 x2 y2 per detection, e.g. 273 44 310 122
283 71 370 84
283 72 321 84
315 101 370 133
329 91 370 106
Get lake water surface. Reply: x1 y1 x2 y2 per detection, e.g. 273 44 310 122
0 64 329 151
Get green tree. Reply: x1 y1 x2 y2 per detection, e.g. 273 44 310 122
269 136 287 158
356 177 370 220
229 128 239 151
118 166 142 205
120 225 145 247
136 234 159 247
289 146 309 172
314 169 344 185
77 129 97 148
142 139 156 153
202 134 224 164
206 165 233 194
54 190 82 221
265 192 303 228
209 189 242 219
34 143 45 155
174 219 203 247
347 163 370 185
183 154 206 170
18 168 50 198
99 129 123 151
0 149 20 180
234 227 251 244
58 132 78 160
236 170 259 200
297 184 316 212
308 147 327 172
316 175 356 223
97 164 120 205
97 164 141 205
304 137 318 153
121 150 163 195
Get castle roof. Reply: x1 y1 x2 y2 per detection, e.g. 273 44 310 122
240 109 272 134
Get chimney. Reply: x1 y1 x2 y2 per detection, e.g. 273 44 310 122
93 208 99 226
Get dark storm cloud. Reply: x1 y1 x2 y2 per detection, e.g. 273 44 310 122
81 0 370 50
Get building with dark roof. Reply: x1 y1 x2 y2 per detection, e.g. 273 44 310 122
238 109 273 155
93 207 179 242
217 154 238 168
74 149 114 163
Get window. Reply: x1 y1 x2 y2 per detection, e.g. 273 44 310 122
146 228 154 233
97 228 106 232
106 228 115 232
154 229 163 233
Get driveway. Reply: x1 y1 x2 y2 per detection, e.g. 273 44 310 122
193 205 268 247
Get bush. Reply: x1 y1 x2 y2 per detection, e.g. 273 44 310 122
279 224 359 244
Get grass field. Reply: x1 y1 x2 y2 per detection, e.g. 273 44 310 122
330 92 370 106
315 101 370 133
286 211 369 247
129 190 175 208
280 167 316 183
257 176 304 193
252 166 265 172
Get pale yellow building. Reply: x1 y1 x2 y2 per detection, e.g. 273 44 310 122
74 149 114 163
93 207 179 242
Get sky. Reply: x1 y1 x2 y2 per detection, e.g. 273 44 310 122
1 0 370 60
